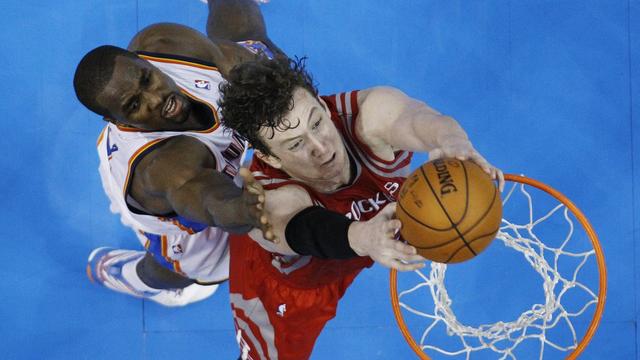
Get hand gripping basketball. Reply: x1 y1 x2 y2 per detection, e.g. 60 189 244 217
428 136 504 191
396 158 502 263
348 203 426 271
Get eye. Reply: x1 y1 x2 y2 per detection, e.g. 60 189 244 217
128 97 140 113
288 139 303 151
312 118 322 130
141 71 151 87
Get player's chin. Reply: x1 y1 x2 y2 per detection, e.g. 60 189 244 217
163 112 188 125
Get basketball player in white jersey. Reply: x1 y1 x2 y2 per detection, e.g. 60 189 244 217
218 57 504 359
73 0 280 306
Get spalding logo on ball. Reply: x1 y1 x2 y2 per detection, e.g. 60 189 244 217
396 158 502 263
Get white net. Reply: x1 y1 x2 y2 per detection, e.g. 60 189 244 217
395 179 602 360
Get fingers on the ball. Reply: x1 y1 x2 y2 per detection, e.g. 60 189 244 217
497 170 505 192
395 241 416 255
407 253 426 263
429 148 443 160
394 260 425 272
471 154 490 172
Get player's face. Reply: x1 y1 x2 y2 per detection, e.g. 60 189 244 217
259 88 350 191
97 55 192 130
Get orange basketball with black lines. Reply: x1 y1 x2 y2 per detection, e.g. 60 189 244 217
396 158 502 263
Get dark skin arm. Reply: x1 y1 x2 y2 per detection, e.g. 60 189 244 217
122 1 282 235
127 23 262 78
206 0 286 58
128 23 223 62
127 0 286 75
130 135 263 233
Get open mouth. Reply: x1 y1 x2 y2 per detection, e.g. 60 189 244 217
162 94 183 119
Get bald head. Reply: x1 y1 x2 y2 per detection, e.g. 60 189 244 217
73 45 138 117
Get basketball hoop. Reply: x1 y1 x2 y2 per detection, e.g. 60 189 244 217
390 174 607 359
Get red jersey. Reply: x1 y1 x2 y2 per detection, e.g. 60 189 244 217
250 90 413 287
230 90 412 360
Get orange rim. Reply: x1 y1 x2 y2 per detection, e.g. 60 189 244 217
390 174 607 360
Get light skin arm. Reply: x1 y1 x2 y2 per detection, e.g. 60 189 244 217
356 86 504 190
130 136 264 233
241 169 424 271
245 180 313 256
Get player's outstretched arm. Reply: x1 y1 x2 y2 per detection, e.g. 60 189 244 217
128 23 225 64
357 87 504 190
130 136 264 233
127 23 259 78
205 0 286 57
241 172 424 271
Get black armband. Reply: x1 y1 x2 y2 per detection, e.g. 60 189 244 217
285 206 358 259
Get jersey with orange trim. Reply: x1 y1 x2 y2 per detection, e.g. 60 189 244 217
96 53 246 282
229 90 413 359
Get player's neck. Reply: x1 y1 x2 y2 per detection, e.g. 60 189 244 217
179 100 215 131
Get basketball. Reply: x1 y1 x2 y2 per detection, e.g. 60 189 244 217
396 158 502 263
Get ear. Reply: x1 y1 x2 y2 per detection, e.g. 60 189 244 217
318 96 329 112
255 150 282 169
102 116 122 126
102 116 117 125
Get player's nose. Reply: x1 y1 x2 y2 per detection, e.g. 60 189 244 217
310 136 328 158
144 90 164 111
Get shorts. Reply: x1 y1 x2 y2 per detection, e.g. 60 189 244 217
136 227 229 283
229 233 373 360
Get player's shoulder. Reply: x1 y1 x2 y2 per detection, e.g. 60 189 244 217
357 86 406 107
354 86 408 159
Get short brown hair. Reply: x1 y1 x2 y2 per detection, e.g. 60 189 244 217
219 57 318 155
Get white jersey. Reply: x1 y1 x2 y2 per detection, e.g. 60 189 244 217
97 52 246 282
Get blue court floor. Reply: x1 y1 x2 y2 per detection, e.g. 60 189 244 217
1 0 638 359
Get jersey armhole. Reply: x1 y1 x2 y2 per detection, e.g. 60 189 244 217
124 135 227 217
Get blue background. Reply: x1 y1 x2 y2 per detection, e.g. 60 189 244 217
0 0 635 358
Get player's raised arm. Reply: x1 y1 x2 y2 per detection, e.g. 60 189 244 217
131 135 263 233
205 0 286 58
356 87 504 190
127 22 264 78
128 23 226 63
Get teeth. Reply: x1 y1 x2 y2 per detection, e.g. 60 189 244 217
166 97 176 116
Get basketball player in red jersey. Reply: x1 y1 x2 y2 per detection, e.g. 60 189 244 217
219 57 504 359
